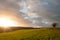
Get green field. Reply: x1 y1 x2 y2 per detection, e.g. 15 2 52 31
0 28 59 40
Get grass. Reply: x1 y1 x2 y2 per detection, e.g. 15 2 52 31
0 28 59 40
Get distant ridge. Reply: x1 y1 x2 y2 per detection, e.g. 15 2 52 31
0 26 33 32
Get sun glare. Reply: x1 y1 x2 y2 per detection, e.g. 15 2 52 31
0 17 16 28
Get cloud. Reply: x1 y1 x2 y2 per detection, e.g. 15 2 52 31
0 0 34 27
0 0 60 27
18 0 60 27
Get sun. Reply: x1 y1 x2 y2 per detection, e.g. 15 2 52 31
0 17 16 28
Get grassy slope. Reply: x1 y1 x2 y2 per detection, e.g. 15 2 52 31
0 28 59 40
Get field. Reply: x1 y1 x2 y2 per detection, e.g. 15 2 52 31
0 28 59 40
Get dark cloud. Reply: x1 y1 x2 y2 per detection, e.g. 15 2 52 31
19 0 60 27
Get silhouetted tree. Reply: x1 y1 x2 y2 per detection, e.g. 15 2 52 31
52 23 57 28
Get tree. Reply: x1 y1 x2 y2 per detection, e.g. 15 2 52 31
52 23 57 28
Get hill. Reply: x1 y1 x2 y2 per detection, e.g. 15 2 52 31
0 28 59 40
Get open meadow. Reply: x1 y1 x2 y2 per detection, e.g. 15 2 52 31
0 28 59 40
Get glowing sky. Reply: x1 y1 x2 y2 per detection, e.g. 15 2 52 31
0 0 60 27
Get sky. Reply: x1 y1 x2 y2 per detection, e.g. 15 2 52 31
0 0 60 27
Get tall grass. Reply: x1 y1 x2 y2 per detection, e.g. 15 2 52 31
0 28 59 40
